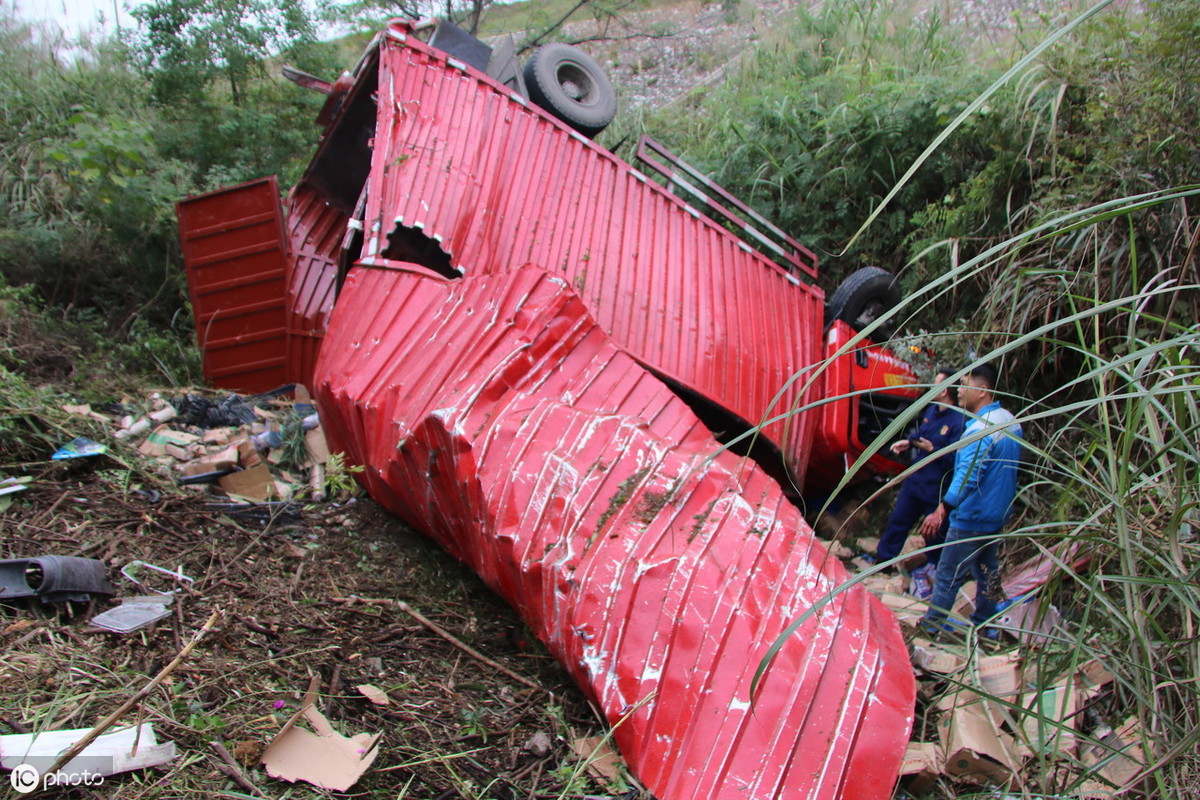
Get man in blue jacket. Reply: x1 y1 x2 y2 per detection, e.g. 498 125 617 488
918 363 1023 634
871 367 964 570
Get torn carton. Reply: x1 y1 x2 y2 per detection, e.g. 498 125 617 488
910 638 966 674
1078 717 1144 797
900 742 945 794
569 736 624 786
355 685 391 706
880 592 926 626
1020 677 1079 757
938 703 1021 785
219 464 278 502
262 684 380 791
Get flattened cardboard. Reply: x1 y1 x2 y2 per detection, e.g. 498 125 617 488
570 736 623 786
977 651 1022 698
1077 658 1115 700
355 684 391 706
237 438 263 468
140 425 196 458
261 686 380 791
218 465 277 501
862 574 908 597
182 444 240 476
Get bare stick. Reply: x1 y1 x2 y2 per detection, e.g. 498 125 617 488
333 596 543 693
43 610 222 780
209 741 265 797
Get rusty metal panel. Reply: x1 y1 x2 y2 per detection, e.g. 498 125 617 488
360 29 825 479
177 177 291 393
314 262 915 800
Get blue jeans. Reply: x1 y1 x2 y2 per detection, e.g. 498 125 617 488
921 526 1003 628
876 481 947 565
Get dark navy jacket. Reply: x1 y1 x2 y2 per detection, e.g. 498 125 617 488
906 403 965 501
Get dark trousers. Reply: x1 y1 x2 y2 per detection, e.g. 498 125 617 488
876 482 947 564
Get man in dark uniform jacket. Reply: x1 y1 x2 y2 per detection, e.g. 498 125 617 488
872 368 964 569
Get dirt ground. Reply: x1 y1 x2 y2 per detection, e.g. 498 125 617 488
1 457 621 799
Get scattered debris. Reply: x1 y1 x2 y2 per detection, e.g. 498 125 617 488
0 555 114 604
569 736 626 787
355 684 391 706
261 679 381 791
51 437 107 460
90 596 174 633
0 723 176 777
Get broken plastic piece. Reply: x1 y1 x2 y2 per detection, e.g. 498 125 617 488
0 723 175 777
51 437 108 460
90 599 174 633
120 561 193 595
0 556 115 604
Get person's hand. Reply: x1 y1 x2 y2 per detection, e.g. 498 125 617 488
889 439 910 455
914 437 934 453
921 504 945 538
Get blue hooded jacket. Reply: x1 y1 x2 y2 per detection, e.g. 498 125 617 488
943 401 1024 532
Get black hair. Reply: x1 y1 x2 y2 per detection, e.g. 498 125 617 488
968 362 999 390
934 365 959 405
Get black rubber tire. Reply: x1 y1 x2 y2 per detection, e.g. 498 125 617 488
523 43 617 137
824 266 902 339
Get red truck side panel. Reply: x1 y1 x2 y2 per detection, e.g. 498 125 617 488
315 262 915 800
177 177 291 393
359 25 825 481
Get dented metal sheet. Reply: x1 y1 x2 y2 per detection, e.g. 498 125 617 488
314 263 914 800
360 28 826 481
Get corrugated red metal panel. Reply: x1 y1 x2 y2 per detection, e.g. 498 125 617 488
315 262 914 800
283 183 344 388
359 27 824 479
177 177 291 393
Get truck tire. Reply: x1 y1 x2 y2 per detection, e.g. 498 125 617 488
825 266 902 339
523 43 617 137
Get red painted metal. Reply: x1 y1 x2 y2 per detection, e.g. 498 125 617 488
314 263 915 800
180 20 922 798
281 183 343 388
360 23 833 484
177 177 291 393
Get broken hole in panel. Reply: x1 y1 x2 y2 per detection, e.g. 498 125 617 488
382 224 457 279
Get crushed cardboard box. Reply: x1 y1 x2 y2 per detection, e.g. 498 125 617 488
881 592 926 626
1019 677 1080 757
1078 717 1144 797
900 741 945 794
911 638 966 674
938 703 1022 786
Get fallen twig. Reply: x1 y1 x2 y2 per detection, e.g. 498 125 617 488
210 740 265 797
333 596 545 693
42 609 222 782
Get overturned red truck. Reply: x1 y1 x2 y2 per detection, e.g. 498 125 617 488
177 19 920 800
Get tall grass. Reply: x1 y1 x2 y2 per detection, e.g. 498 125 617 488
678 0 1200 795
